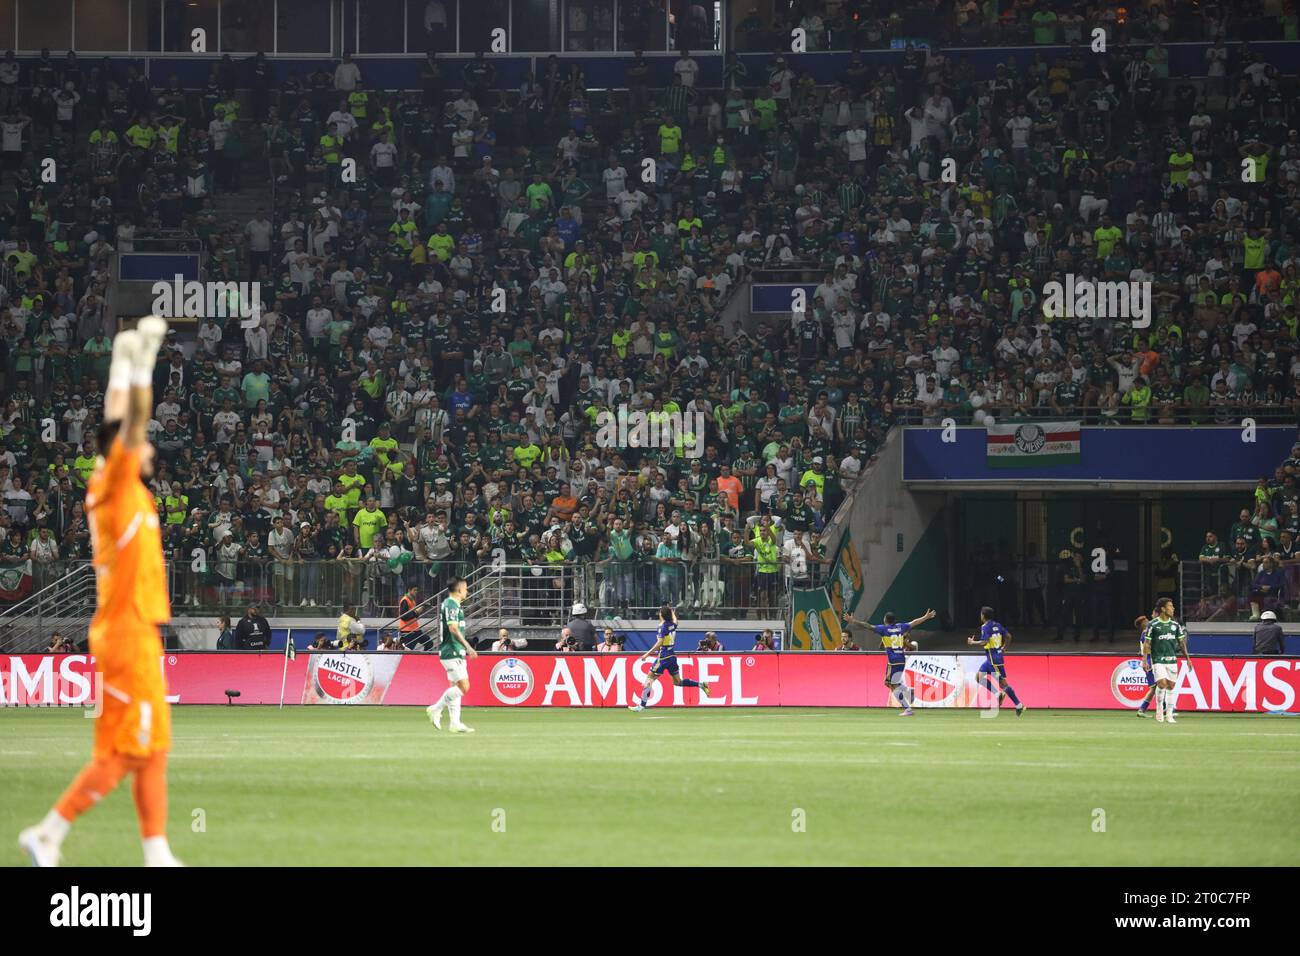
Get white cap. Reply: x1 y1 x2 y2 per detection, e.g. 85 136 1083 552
1261 610 1277 621
571 602 588 616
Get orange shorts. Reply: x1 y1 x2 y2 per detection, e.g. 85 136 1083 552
89 617 172 759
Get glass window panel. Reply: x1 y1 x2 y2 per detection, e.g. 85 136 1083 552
129 0 160 52
669 0 718 50
279 0 333 53
729 0 767 53
0 1 16 50
74 0 129 50
162 0 219 53
220 0 275 52
618 0 665 51
17 0 71 50
513 0 558 52
460 0 506 54
565 0 613 51
357 0 404 53
408 0 455 54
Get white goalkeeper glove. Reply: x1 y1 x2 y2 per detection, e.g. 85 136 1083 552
108 330 144 392
132 316 170 385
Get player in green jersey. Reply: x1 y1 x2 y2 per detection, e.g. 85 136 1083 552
1141 598 1191 724
427 577 478 733
1133 613 1158 717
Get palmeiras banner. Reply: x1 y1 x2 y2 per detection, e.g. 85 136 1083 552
825 531 864 620
790 587 842 651
986 421 1082 468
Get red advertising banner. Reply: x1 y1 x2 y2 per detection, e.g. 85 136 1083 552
2 653 1299 712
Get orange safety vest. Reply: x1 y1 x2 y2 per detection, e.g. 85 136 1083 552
398 594 420 633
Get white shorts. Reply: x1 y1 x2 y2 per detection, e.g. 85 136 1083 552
1152 662 1179 684
442 657 469 685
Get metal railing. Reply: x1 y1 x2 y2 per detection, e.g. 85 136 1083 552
1 558 807 644
1179 558 1300 623
0 561 97 653
170 555 443 617
371 562 503 649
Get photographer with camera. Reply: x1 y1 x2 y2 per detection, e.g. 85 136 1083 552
492 628 529 652
697 631 722 652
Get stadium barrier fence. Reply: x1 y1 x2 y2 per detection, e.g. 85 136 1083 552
1180 558 1300 624
0 557 819 623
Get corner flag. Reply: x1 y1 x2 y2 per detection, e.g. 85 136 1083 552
279 637 297 709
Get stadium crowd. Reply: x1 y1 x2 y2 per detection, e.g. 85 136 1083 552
0 1 1298 622
1192 438 1300 622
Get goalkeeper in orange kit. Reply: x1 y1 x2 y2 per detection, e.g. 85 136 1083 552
18 316 183 867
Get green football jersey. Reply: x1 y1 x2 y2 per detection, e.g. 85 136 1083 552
439 597 466 659
1145 618 1185 664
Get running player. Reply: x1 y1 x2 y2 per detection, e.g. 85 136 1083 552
628 604 712 711
1142 597 1191 724
19 318 182 867
967 606 1026 716
1133 613 1157 717
427 577 477 732
844 608 934 715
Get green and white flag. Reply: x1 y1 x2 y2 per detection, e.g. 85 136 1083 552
986 422 1081 468
0 560 32 601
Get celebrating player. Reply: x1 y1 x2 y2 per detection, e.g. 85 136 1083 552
844 608 934 716
628 604 712 712
19 317 183 867
427 576 478 733
1133 613 1158 717
967 606 1026 716
1142 598 1192 724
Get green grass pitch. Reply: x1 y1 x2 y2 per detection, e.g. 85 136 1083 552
3 706 1297 866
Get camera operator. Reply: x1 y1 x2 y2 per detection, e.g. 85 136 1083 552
563 601 597 650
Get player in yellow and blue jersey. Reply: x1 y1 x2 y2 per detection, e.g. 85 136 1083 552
629 604 712 711
845 607 935 716
1133 613 1157 717
967 606 1025 716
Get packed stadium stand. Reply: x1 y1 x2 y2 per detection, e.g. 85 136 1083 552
1 0 1299 653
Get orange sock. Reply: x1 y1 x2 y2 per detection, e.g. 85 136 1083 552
131 752 169 839
53 755 131 822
